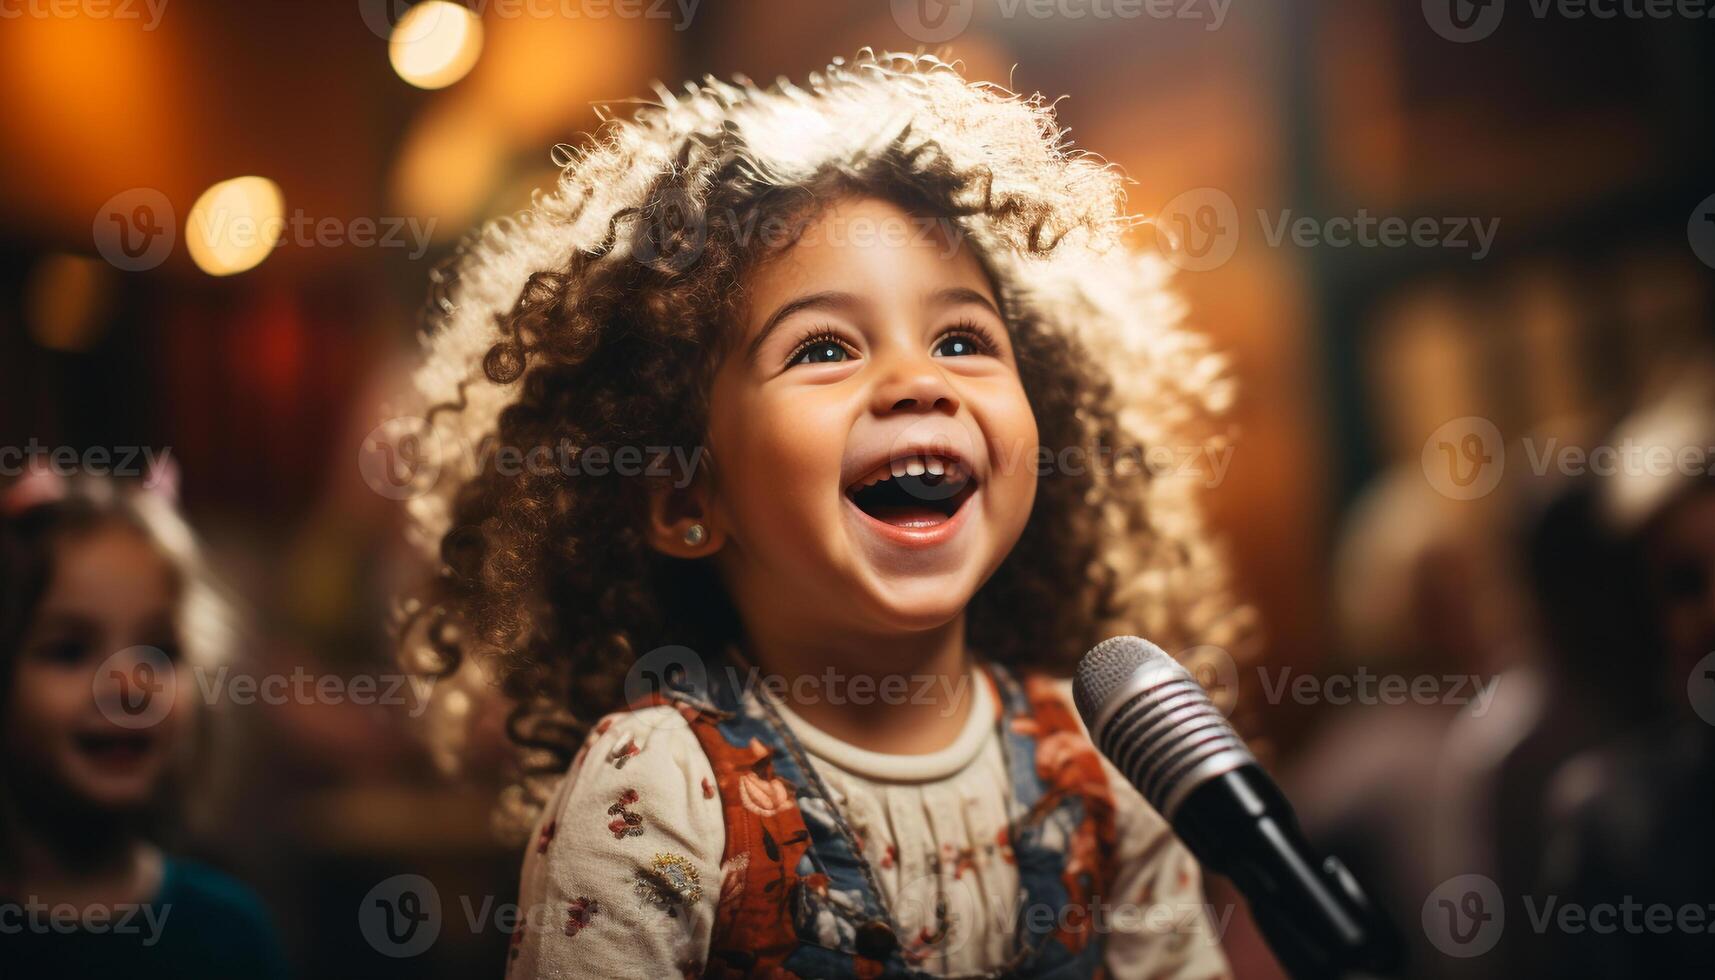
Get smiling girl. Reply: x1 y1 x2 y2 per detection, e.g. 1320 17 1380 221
0 470 286 979
400 51 1247 978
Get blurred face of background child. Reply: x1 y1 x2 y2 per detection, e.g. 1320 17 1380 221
1639 485 1715 696
5 519 190 815
695 196 1040 649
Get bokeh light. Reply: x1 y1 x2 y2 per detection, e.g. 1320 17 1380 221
389 2 484 91
185 176 285 276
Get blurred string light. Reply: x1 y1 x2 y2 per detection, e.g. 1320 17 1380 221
390 1 484 90
388 12 662 243
186 176 285 276
26 254 114 352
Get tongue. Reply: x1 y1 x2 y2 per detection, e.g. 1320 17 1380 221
866 504 949 528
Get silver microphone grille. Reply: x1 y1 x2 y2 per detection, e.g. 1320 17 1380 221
1073 636 1255 819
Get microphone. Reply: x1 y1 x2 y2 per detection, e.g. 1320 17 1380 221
1073 636 1402 980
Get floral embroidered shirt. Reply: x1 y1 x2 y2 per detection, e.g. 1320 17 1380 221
507 668 1232 979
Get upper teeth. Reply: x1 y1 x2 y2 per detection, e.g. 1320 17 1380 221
852 454 964 488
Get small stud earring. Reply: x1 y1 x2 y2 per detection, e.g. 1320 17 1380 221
682 523 707 547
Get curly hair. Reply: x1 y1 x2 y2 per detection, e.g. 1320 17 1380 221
396 50 1251 837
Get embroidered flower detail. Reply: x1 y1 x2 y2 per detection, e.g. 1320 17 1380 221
607 738 641 769
880 844 896 870
607 788 643 839
737 770 794 818
994 826 1015 864
717 853 749 919
700 776 715 800
535 819 557 854
564 897 600 937
941 842 977 879
1035 730 1084 779
635 853 703 916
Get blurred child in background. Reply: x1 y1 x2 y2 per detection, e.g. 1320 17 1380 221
0 467 287 979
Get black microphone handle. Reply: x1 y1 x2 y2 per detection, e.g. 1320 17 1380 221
1169 765 1403 980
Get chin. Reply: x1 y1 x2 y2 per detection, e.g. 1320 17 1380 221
60 754 168 811
855 571 985 634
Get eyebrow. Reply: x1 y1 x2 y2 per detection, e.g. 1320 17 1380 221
744 286 1004 363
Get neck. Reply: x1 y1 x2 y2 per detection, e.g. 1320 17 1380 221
1 784 156 905
737 614 977 756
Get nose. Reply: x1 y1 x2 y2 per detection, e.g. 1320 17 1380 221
870 347 960 416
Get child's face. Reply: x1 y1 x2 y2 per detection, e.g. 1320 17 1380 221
5 522 188 812
700 196 1039 641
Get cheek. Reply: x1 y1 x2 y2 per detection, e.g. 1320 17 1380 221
978 379 1040 495
5 663 90 747
710 387 849 526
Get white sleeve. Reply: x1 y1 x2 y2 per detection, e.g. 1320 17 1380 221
507 706 725 980
1049 679 1233 980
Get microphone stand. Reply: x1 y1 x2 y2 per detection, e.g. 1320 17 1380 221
1173 768 1406 980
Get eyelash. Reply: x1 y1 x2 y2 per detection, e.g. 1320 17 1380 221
938 318 1001 356
785 330 853 366
783 319 1002 367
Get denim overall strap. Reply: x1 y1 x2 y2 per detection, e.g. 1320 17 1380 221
989 663 1118 978
637 657 1116 978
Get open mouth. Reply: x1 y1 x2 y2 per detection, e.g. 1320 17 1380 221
844 454 978 529
74 732 155 769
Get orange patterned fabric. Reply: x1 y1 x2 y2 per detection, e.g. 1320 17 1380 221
639 662 1120 979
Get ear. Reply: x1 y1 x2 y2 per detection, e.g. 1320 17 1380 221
644 471 725 559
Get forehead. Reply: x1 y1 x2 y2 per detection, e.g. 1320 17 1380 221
738 196 995 322
37 522 177 617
